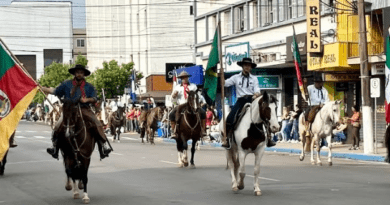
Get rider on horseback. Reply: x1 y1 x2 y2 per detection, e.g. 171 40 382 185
170 71 207 139
303 73 329 137
41 64 113 160
221 58 276 149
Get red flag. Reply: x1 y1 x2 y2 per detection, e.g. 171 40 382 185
292 25 307 101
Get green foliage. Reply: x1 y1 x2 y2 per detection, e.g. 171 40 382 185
75 54 88 67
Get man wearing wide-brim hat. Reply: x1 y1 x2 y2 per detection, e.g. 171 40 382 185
41 64 112 160
303 73 330 138
169 71 207 139
222 57 276 149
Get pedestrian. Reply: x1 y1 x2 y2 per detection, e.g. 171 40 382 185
280 106 290 142
332 117 348 144
206 106 214 136
161 108 169 138
290 105 302 143
134 107 141 133
348 105 361 150
209 119 221 142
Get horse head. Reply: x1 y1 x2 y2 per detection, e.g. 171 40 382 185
157 107 164 121
117 106 125 121
186 90 199 113
258 91 280 133
329 100 341 126
61 98 79 138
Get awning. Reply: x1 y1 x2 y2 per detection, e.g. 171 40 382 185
137 91 171 103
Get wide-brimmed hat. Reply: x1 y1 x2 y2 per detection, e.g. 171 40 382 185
313 73 323 82
177 71 192 78
237 57 257 68
69 64 91 76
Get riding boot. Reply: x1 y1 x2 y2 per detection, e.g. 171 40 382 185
304 122 311 137
47 131 59 159
170 121 178 140
97 140 112 159
9 134 17 148
221 128 232 150
201 119 207 136
265 124 276 147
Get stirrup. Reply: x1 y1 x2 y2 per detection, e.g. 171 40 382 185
222 138 232 150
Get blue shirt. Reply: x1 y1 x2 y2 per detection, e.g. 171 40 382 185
54 80 97 107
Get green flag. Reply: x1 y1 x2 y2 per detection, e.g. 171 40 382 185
203 26 219 104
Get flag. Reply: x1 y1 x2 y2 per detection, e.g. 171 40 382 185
385 32 390 123
0 40 38 161
292 25 307 101
101 88 107 125
203 24 220 105
131 69 137 102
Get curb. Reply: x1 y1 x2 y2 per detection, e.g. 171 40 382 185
161 138 386 162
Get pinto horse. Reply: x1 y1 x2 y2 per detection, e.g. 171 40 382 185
175 90 202 168
221 92 280 195
109 106 125 142
58 99 95 204
298 101 341 166
0 132 14 176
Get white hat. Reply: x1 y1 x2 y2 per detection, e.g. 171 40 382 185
118 102 124 108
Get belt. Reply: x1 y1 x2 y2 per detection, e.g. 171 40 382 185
240 95 253 98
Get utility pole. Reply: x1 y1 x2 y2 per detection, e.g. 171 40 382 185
358 0 374 154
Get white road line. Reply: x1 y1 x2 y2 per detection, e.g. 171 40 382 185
34 136 46 139
160 160 179 165
247 175 281 182
44 131 52 133
7 160 56 165
122 137 139 141
111 153 124 156
26 131 37 133
15 131 21 133
15 136 26 138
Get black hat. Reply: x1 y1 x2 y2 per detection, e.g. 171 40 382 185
237 57 257 68
69 64 91 76
313 73 323 82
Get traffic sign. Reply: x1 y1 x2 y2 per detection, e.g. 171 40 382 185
370 78 380 98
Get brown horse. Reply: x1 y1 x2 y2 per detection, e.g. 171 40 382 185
143 107 164 145
58 99 95 204
139 110 149 143
175 90 202 168
109 106 125 142
0 132 14 176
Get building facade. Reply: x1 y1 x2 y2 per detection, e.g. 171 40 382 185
0 1 73 80
73 28 87 62
86 0 195 101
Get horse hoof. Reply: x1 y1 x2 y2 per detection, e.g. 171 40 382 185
78 182 84 190
178 163 184 168
73 193 80 199
83 197 90 204
184 162 189 167
238 185 244 190
254 191 262 196
232 187 239 192
328 162 333 166
65 184 72 191
189 164 196 169
317 162 322 166
299 156 304 161
311 161 316 165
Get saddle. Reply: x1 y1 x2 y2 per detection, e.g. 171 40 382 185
233 103 252 131
304 105 323 123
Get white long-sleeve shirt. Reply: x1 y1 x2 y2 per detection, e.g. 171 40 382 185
224 72 261 98
307 85 329 106
171 83 198 105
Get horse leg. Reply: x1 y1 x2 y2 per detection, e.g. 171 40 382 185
0 151 8 175
151 128 155 145
237 150 247 190
65 176 73 191
226 149 239 192
190 140 196 169
176 138 184 168
299 135 306 161
73 179 80 199
182 139 189 167
253 147 266 196
315 135 322 166
117 128 121 143
82 174 90 204
326 135 333 166
310 136 316 165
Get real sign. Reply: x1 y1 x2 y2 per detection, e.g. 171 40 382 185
225 42 250 72
306 0 321 53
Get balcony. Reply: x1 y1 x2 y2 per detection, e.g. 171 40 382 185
347 42 384 58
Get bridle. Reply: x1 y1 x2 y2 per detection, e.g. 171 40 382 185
181 92 200 134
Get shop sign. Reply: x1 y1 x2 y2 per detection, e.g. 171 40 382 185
324 73 360 82
286 33 307 62
165 63 195 82
372 63 385 75
256 75 281 89
306 0 321 53
225 42 250 72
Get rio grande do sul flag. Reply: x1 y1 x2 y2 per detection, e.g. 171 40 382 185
385 33 390 123
292 25 307 101
0 39 38 161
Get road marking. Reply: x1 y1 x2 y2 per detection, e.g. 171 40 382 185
0 201 5 204
15 136 26 138
7 160 56 165
122 137 138 141
111 153 123 156
247 175 281 182
44 131 52 133
16 131 21 133
160 160 179 165
34 136 46 139
26 131 37 133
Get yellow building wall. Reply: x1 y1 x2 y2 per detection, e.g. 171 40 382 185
324 82 345 117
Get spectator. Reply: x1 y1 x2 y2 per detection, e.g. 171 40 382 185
205 106 214 135
161 108 169 138
280 106 290 142
209 120 221 142
135 107 141 133
348 105 361 150
290 105 302 143
128 106 136 132
332 117 348 144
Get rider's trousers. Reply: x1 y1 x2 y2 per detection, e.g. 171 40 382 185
226 96 253 130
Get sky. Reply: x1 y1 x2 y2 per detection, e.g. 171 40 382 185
0 0 86 28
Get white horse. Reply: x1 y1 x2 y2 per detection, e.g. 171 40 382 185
298 101 341 166
220 92 280 196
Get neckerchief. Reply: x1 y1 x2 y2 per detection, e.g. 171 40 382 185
241 73 250 88
71 78 86 98
183 83 190 99
316 87 323 100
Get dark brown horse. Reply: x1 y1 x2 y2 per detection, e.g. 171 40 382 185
385 125 390 163
143 107 164 145
109 106 125 142
175 90 201 168
58 99 95 204
0 132 14 176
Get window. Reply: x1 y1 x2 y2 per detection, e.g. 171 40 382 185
223 10 231 36
234 6 246 33
298 0 304 17
208 15 217 40
252 1 259 28
279 0 284 22
268 0 273 24
77 39 85 47
288 0 293 19
144 9 147 29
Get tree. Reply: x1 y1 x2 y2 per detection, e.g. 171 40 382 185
75 53 88 67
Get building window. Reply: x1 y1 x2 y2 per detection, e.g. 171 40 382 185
298 0 305 17
208 15 217 40
279 0 284 22
144 9 147 29
234 6 245 33
288 0 293 19
268 0 273 24
77 39 85 47
252 1 259 28
223 10 231 36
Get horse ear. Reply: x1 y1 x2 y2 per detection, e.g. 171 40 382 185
262 91 269 103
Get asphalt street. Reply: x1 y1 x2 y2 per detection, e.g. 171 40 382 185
1 120 390 205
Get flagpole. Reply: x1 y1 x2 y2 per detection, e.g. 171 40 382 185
217 19 227 143
0 37 60 115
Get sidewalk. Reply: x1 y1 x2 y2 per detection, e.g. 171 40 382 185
159 137 388 163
